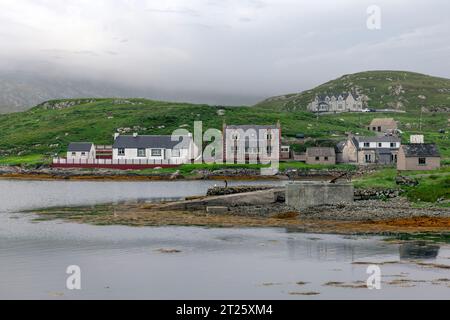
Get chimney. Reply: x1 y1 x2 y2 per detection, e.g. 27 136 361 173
114 133 120 140
133 132 138 138
410 135 424 144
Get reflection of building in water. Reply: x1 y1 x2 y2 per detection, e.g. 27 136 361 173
284 230 397 262
399 242 440 260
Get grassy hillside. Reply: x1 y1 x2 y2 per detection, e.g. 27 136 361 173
0 97 448 166
256 71 450 112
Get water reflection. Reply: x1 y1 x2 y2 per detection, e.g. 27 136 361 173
399 242 440 260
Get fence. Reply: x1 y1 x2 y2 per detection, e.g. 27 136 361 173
52 157 188 169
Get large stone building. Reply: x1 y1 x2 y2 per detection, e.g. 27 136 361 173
307 92 365 113
223 122 281 164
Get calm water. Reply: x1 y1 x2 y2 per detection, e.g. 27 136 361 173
0 179 449 300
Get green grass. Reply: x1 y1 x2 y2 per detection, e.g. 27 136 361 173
354 167 450 204
0 154 49 166
256 70 450 112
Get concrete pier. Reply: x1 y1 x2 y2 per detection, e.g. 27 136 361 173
286 181 354 210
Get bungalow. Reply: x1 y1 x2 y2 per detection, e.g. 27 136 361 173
67 142 96 160
368 118 398 134
338 135 401 165
306 147 336 165
223 122 281 163
112 133 197 164
397 144 441 171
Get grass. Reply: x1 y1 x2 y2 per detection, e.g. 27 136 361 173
0 97 447 166
256 70 450 112
0 154 49 166
353 167 450 204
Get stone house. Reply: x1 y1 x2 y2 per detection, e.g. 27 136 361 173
337 135 401 165
307 92 365 113
223 122 281 164
397 144 441 171
306 147 336 165
368 118 398 134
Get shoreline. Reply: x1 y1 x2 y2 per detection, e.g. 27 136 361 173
27 198 450 236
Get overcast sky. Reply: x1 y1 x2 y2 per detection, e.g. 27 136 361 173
0 0 449 105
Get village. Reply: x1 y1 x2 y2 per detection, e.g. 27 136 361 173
54 117 441 172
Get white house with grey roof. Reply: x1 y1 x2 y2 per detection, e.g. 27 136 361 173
307 92 365 113
337 135 401 165
112 133 197 164
67 142 96 161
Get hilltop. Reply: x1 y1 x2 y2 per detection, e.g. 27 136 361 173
255 71 450 112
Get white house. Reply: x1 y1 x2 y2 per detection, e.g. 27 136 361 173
112 133 197 164
307 92 365 113
67 142 96 160
337 135 401 165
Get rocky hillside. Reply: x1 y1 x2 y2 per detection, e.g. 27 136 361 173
255 71 450 112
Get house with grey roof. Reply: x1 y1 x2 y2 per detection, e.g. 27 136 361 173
307 92 365 113
223 122 281 164
306 147 336 165
397 143 441 171
67 142 96 160
337 135 401 165
112 133 197 163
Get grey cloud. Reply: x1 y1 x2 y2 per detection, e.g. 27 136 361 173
0 0 449 105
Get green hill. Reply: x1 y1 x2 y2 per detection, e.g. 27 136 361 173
255 71 450 112
0 97 448 166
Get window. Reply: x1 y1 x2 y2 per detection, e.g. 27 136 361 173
315 156 320 161
172 149 181 157
391 154 398 163
378 143 382 148
71 152 76 156
364 142 370 148
365 154 372 163
267 146 272 155
418 157 427 165
324 157 329 161
390 143 396 148
267 134 272 140
118 148 125 156
81 152 86 156
378 126 381 132
137 148 146 157
151 149 162 157
372 127 376 131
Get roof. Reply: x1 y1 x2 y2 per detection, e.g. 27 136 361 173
316 92 359 102
370 118 397 127
113 135 191 149
68 142 94 152
307 147 336 157
335 141 346 153
225 124 279 130
401 144 440 157
354 136 401 143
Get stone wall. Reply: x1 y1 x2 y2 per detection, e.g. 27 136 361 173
286 181 354 210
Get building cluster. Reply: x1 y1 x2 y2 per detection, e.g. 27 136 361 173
57 118 441 171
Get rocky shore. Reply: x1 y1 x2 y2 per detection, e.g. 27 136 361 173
0 165 355 181
27 185 450 235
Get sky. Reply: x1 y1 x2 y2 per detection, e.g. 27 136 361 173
0 0 449 105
